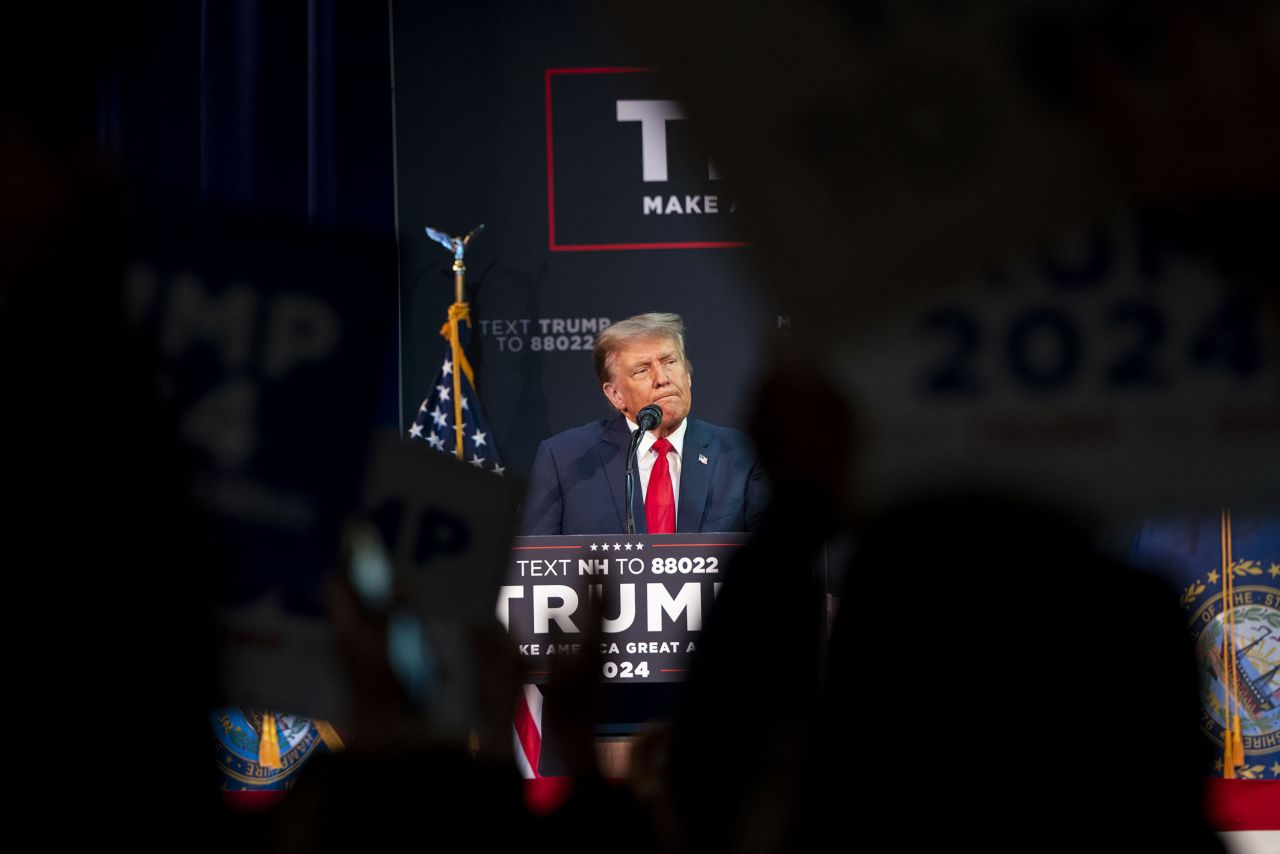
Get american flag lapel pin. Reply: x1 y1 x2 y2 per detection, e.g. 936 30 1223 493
698 453 708 465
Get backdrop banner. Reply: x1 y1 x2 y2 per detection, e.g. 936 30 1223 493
391 0 775 480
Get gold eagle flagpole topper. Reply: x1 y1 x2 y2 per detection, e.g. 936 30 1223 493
424 224 484 459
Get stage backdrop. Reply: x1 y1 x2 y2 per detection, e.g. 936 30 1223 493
391 0 775 477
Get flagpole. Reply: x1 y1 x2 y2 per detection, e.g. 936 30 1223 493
449 249 466 459
425 224 485 461
450 302 465 460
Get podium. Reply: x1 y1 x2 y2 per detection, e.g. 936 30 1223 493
501 533 751 687
503 533 750 776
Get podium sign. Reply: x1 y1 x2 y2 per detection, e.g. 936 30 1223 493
500 534 749 683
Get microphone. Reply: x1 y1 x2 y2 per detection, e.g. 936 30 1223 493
625 404 664 534
636 404 663 432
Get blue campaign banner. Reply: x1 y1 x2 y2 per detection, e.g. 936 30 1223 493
124 194 396 613
1131 515 1280 780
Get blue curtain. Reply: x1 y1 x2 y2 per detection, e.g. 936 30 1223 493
101 0 394 234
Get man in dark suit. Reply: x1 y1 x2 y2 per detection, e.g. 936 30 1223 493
519 313 767 535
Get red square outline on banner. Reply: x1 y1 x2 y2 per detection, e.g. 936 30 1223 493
545 67 748 252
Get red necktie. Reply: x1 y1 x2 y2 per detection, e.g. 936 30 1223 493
645 438 676 534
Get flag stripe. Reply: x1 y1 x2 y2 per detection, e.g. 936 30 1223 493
512 685 543 779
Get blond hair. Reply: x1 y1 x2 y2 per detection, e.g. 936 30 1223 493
593 313 688 383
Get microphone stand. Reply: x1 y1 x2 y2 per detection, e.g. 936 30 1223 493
624 404 663 535
625 424 645 535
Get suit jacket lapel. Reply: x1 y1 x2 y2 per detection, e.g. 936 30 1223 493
677 417 711 533
600 416 644 533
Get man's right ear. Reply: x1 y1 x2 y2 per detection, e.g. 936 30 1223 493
602 382 623 412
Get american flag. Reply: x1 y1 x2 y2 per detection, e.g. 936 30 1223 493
512 684 544 779
407 315 546 781
407 347 505 477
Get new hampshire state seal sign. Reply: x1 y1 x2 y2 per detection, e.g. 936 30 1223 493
212 708 341 791
1134 515 1280 780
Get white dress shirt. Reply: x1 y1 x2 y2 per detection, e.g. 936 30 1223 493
627 416 686 516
